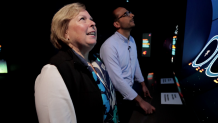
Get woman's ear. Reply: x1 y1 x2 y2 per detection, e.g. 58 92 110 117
113 21 120 29
65 30 69 40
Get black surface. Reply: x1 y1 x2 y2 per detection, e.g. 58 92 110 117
131 72 200 123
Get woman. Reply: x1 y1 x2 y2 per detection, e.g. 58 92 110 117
34 2 118 123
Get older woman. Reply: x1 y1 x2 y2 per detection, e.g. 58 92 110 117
34 2 118 123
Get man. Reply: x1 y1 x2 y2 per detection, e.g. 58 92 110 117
100 7 155 123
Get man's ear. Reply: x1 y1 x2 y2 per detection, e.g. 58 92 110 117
113 21 120 29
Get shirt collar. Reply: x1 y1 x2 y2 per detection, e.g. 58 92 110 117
115 31 131 43
71 49 89 67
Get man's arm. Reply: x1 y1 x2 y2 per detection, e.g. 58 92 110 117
134 59 152 98
100 41 155 114
131 40 155 113
134 95 155 114
134 59 144 83
100 42 137 100
133 60 155 113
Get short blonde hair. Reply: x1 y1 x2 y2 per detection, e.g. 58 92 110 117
50 2 86 49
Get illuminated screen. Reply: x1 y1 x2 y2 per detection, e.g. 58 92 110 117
192 35 218 67
206 19 218 44
183 0 218 78
172 36 177 56
189 0 218 78
212 0 218 20
180 0 218 90
0 59 8 73
179 0 218 121
141 33 151 57
191 20 218 78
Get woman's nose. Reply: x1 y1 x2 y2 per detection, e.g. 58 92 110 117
90 19 96 27
90 20 96 30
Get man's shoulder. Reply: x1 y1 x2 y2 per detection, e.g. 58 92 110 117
101 33 119 48
130 35 136 42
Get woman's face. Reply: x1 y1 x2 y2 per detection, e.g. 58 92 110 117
65 10 97 53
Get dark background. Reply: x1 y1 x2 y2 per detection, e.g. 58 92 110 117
1 0 187 122
2 0 217 122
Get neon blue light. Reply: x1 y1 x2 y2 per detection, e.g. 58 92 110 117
173 40 176 45
178 87 181 92
205 54 218 77
143 45 149 48
172 49 175 55
143 41 148 43
172 52 175 55
192 35 218 67
174 76 179 83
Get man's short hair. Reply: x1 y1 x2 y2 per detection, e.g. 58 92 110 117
112 10 119 22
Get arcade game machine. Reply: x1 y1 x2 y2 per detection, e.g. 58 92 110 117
176 0 218 122
130 11 199 123
130 0 217 123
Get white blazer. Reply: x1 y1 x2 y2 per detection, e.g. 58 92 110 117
34 64 77 123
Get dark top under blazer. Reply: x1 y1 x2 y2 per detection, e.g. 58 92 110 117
49 46 104 123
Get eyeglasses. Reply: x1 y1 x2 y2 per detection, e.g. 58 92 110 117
115 11 132 21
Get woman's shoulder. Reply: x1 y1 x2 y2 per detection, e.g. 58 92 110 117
35 64 66 94
39 64 58 75
35 64 61 85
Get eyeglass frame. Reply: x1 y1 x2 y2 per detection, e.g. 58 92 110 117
115 11 132 22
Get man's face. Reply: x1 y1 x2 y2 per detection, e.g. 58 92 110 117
115 7 135 30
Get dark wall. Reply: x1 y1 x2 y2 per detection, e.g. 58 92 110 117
1 1 57 123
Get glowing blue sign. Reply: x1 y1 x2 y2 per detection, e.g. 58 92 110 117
192 35 218 67
205 54 218 77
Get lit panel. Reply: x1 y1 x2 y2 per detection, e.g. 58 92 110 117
141 33 151 57
192 35 218 67
0 59 8 73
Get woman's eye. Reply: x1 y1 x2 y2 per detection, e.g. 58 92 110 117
80 17 85 20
